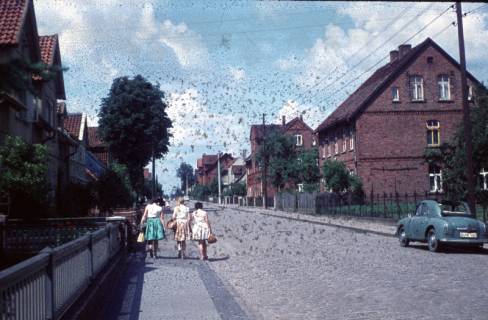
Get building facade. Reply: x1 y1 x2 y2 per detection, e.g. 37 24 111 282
246 116 315 198
315 38 479 196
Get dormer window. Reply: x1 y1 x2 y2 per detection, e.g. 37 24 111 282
438 75 450 100
391 87 400 102
468 85 474 101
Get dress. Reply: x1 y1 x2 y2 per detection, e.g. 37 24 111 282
173 204 190 241
145 203 165 241
192 209 210 241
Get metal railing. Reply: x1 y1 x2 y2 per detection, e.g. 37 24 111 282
0 222 123 320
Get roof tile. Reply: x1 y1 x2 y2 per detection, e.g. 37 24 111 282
0 0 28 46
63 113 82 139
87 127 105 148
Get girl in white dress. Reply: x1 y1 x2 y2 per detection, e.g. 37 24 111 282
191 202 212 260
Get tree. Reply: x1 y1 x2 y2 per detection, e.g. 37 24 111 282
208 177 219 196
0 136 50 218
95 163 135 213
98 75 172 192
223 182 247 197
176 162 196 191
295 148 321 192
171 187 184 199
425 85 488 202
189 184 211 201
256 129 297 191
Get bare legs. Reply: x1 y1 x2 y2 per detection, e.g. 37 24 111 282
148 240 158 258
177 241 186 259
198 240 208 260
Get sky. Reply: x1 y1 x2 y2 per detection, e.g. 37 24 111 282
33 1 488 194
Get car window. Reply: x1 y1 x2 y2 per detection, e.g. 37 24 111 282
440 202 470 216
421 204 429 216
415 204 423 216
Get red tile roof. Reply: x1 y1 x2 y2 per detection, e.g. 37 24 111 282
38 34 57 65
64 113 82 139
93 151 109 166
202 154 218 165
250 124 282 140
87 127 105 148
0 0 28 46
283 116 313 132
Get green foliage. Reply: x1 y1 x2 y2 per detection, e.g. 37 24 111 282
176 162 196 190
295 148 321 186
142 178 163 201
208 177 219 196
322 159 351 193
57 183 95 217
0 136 50 218
424 85 488 202
189 184 210 201
223 182 246 197
95 163 134 212
0 57 67 94
257 129 297 190
98 75 173 192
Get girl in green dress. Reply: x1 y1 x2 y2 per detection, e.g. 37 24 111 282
140 198 165 258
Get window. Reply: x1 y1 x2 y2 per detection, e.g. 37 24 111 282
438 75 450 100
327 145 331 157
468 85 474 101
297 184 304 193
334 139 338 155
322 145 326 158
410 76 424 101
342 136 347 152
350 129 354 150
391 87 400 102
481 168 488 191
426 120 440 147
429 164 443 192
295 134 303 146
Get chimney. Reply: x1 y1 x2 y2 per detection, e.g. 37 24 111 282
398 44 412 58
282 115 286 126
299 114 303 121
389 50 399 63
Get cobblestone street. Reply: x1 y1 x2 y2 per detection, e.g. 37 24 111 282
204 204 488 320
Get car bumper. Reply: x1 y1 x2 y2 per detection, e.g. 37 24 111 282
439 237 488 244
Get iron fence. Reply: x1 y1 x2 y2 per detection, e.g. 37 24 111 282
0 222 124 320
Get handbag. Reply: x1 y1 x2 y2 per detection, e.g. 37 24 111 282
207 233 217 244
166 218 177 231
137 232 145 243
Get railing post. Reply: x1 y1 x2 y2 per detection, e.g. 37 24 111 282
41 247 56 320
88 234 94 279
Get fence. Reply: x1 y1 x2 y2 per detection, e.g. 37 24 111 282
269 191 487 222
0 221 124 320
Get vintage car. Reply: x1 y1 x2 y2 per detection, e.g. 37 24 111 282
397 200 488 252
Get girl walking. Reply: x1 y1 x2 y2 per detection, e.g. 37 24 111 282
140 197 165 258
191 202 212 260
172 198 190 259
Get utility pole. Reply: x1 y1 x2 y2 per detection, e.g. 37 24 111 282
152 148 156 200
217 151 222 205
262 113 268 209
185 174 189 196
456 2 476 216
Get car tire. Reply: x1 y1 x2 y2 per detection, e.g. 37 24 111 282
398 226 409 247
427 229 441 252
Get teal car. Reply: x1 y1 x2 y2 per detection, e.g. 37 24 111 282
397 200 488 252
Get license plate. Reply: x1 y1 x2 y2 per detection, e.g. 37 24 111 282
460 232 477 238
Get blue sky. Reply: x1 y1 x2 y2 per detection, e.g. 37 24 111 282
33 1 488 193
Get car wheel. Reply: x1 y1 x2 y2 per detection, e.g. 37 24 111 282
398 226 409 247
427 229 441 252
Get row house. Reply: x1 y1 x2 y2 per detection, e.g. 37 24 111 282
0 0 73 203
315 38 480 196
196 153 235 187
246 116 315 198
221 157 246 188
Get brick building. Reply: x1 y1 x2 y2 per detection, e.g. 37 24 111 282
246 116 315 198
196 153 234 186
315 38 480 196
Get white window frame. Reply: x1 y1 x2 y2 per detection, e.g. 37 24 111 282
297 183 304 193
391 87 400 102
334 140 338 155
322 145 326 158
295 134 303 146
429 165 443 193
350 129 354 150
481 168 488 191
438 74 450 101
468 85 474 101
327 145 331 157
410 76 424 101
342 136 347 152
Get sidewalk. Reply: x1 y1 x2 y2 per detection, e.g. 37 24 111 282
223 204 398 237
96 238 249 320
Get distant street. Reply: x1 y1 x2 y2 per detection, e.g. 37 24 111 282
204 204 488 320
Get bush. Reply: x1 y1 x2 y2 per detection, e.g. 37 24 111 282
0 136 50 218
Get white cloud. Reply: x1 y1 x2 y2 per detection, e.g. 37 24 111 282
229 67 246 81
277 100 324 129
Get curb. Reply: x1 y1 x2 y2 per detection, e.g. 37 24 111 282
233 206 396 238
